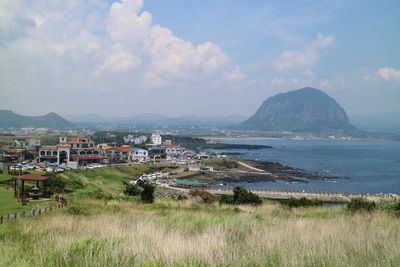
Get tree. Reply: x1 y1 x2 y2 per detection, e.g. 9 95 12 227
138 181 155 203
220 187 262 205
123 181 141 196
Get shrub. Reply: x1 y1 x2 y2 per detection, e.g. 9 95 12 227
86 189 113 200
123 181 141 196
219 187 262 205
219 194 234 205
67 205 89 215
189 189 216 203
138 181 155 203
42 174 66 193
0 170 3 174
232 187 262 205
279 197 323 208
347 198 376 212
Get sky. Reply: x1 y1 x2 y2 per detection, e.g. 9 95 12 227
0 0 399 118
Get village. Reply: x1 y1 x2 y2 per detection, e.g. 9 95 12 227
0 133 215 170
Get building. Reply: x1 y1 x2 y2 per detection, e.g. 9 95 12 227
123 135 147 144
151 133 162 145
39 136 102 166
119 145 131 162
148 147 166 159
131 148 149 161
163 140 173 148
101 145 131 163
11 137 41 151
11 138 26 149
27 138 41 150
101 146 120 164
165 147 186 160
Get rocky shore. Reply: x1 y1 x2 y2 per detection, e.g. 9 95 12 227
188 160 344 184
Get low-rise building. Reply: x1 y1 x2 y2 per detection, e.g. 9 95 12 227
27 138 41 150
39 136 102 166
119 145 131 162
165 146 186 160
131 147 149 161
148 147 166 159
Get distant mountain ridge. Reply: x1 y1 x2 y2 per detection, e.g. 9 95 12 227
350 111 400 131
69 113 247 127
0 110 74 129
239 87 358 134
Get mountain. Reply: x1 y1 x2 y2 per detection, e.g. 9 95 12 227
66 113 106 123
350 111 400 131
239 87 358 133
0 110 75 129
73 113 247 127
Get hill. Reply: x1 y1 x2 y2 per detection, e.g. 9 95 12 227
239 87 358 134
0 110 75 129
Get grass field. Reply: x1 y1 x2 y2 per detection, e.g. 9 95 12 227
0 187 54 216
1 198 399 266
1 165 399 266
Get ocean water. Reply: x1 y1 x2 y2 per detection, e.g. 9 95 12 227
212 139 400 194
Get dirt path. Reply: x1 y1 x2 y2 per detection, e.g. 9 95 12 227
237 161 271 174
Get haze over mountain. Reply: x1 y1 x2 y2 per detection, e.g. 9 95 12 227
239 87 358 134
0 110 75 129
350 111 400 131
69 113 247 127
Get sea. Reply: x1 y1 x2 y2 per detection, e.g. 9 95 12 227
210 139 400 194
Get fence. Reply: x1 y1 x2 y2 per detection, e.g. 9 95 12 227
0 195 68 224
206 187 399 202
0 206 53 224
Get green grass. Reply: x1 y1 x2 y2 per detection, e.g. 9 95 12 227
0 186 55 216
0 170 12 182
171 171 197 179
203 159 238 169
0 198 399 266
59 165 169 195
1 166 399 266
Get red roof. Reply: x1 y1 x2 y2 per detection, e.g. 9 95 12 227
119 145 131 152
13 174 49 181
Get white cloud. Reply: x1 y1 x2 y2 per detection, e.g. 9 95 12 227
377 67 400 81
275 33 335 71
0 0 244 95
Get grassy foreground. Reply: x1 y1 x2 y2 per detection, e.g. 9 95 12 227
1 197 400 267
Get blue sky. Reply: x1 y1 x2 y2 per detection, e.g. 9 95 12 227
0 0 399 117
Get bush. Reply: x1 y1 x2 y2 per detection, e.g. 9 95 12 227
67 204 89 215
219 187 262 205
219 194 234 205
86 189 113 200
138 181 155 203
279 197 323 208
347 198 376 212
0 170 3 174
123 181 141 196
42 174 66 193
189 189 216 203
232 187 262 205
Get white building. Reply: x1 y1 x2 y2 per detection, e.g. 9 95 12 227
165 147 185 160
123 135 148 144
131 148 149 161
28 138 41 150
151 133 162 145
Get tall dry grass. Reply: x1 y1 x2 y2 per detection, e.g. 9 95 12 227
1 199 399 266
